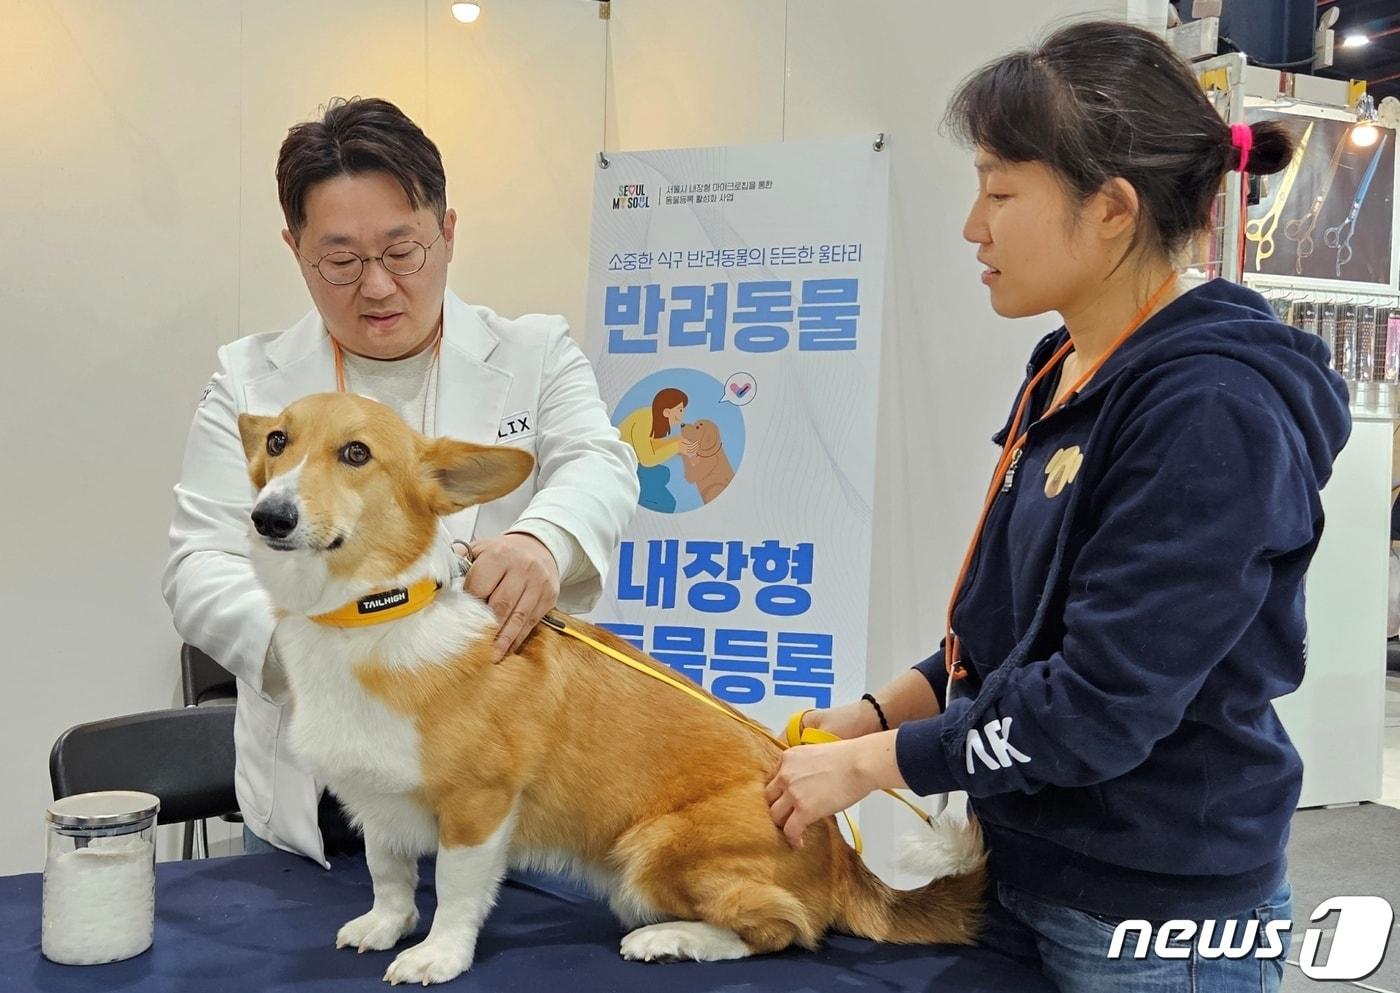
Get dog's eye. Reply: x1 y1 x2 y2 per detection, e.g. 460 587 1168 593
340 441 372 467
266 431 287 456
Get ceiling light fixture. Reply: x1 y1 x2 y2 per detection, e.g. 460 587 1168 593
451 2 481 23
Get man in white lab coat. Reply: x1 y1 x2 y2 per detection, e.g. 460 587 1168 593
163 97 639 865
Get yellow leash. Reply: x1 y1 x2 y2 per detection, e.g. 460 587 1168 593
782 711 942 838
540 613 935 854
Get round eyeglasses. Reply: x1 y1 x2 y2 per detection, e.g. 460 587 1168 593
300 231 444 286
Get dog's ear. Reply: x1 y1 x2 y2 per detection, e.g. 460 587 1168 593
420 438 535 515
237 413 277 490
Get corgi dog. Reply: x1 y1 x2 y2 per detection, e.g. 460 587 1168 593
237 392 985 987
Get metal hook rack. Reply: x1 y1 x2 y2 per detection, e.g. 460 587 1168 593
1253 283 1400 309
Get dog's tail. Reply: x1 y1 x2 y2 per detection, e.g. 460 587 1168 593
833 813 986 945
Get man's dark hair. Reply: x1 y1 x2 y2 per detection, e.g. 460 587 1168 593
276 97 447 241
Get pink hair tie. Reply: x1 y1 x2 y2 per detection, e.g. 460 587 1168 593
1230 123 1254 174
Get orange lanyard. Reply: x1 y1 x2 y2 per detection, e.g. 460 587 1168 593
332 332 442 393
944 273 1179 681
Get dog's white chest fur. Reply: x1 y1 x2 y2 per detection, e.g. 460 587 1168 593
272 594 495 800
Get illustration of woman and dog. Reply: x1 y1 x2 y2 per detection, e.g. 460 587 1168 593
617 386 697 513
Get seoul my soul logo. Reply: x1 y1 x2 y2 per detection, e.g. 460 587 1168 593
1107 896 1394 981
612 184 650 210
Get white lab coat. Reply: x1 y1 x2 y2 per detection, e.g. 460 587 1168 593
162 291 639 865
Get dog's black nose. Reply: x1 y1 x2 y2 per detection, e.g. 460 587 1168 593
251 501 298 539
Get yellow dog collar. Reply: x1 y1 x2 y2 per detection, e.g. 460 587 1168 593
311 578 442 628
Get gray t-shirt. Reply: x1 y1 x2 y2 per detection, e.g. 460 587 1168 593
340 345 439 434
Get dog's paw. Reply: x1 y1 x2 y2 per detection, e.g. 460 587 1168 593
336 908 419 953
620 921 751 963
383 939 473 986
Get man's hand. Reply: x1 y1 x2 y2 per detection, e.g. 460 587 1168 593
458 534 561 662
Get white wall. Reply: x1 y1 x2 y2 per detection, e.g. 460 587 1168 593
1276 417 1390 808
0 0 1158 876
3 0 244 869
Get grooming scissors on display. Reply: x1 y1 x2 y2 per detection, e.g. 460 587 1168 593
1325 132 1391 277
1286 129 1349 275
1245 121 1314 267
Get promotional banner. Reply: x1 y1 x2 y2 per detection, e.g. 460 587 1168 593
584 137 891 733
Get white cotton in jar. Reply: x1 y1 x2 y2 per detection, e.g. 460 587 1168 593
41 834 155 965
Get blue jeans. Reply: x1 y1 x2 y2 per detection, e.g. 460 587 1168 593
242 825 277 855
978 879 1293 993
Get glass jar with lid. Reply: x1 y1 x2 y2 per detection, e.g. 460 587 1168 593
42 790 160 965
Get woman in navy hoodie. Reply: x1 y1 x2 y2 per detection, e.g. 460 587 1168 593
765 20 1351 993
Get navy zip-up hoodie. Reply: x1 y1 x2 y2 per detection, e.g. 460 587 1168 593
896 279 1351 920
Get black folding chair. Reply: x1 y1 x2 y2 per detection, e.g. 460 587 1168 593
179 644 244 853
50 707 238 860
181 643 237 707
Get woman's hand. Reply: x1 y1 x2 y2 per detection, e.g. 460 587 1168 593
801 699 883 740
765 731 905 849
